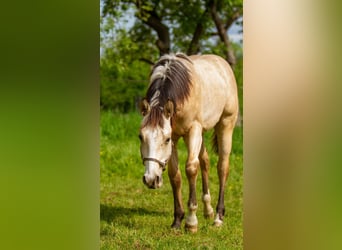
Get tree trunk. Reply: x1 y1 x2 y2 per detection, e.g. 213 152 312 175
135 2 170 56
208 0 236 67
187 9 209 55
144 13 170 56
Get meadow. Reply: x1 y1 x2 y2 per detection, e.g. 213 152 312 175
100 110 243 249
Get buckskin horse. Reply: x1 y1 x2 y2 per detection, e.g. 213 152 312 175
138 53 238 232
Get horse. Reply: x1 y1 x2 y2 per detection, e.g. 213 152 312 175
138 53 239 232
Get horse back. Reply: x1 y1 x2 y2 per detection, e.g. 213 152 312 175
174 55 238 132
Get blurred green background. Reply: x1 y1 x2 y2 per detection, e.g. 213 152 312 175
0 0 98 249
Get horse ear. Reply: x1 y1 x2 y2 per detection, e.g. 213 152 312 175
163 100 174 119
140 99 150 116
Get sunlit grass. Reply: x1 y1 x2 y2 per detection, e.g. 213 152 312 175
100 110 243 249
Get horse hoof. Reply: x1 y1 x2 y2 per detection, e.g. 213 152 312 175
171 222 182 229
185 223 198 233
204 212 215 219
213 218 223 227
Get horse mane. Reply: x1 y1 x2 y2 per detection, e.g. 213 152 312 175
143 53 193 128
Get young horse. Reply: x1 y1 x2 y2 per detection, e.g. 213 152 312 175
139 53 238 232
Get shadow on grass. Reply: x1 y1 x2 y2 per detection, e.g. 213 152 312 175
100 203 168 223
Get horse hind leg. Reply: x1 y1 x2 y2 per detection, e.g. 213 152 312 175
214 117 235 227
199 142 214 219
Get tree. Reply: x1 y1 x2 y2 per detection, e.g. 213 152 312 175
100 0 243 112
101 0 242 66
207 0 242 65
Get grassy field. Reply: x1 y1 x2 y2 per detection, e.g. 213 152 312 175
100 110 243 249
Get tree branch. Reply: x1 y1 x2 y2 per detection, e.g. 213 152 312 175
135 1 170 56
208 0 236 66
139 57 155 65
224 11 241 30
187 8 210 55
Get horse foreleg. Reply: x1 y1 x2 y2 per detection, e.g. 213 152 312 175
214 119 235 227
184 123 202 233
168 137 184 229
199 143 214 219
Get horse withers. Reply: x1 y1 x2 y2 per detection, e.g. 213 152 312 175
138 53 239 232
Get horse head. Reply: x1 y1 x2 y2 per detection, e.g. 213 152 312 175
139 99 174 189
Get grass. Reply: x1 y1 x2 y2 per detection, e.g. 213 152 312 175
100 110 243 249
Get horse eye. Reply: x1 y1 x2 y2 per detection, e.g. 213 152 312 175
165 138 171 144
138 134 143 141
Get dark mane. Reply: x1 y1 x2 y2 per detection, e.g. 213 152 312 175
142 107 164 128
143 53 193 128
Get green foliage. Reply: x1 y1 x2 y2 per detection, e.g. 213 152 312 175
100 111 243 249
100 13 158 111
100 27 152 111
233 45 243 117
100 59 149 112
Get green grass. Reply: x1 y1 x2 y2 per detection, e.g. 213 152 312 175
100 110 243 249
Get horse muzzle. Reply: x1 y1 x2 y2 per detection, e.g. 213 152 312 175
142 174 163 189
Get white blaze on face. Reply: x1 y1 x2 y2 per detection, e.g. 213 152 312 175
140 118 172 189
143 129 163 185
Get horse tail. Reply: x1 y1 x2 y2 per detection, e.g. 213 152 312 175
211 131 219 155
